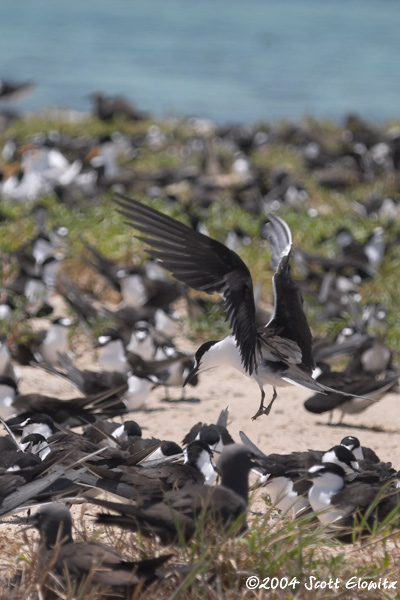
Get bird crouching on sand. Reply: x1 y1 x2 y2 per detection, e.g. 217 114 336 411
92 443 262 544
306 463 400 540
26 503 172 595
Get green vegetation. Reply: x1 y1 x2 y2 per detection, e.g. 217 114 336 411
1 111 400 598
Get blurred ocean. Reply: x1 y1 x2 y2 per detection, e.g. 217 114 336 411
1 0 400 124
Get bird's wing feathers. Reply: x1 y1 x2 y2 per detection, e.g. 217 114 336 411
260 333 303 364
115 194 258 374
264 214 315 372
262 213 292 271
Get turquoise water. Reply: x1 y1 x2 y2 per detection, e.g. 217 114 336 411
1 0 400 124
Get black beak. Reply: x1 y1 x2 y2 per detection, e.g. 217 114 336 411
183 364 199 387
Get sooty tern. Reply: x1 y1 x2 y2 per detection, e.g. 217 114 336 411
182 406 234 459
115 194 367 419
239 430 361 516
340 435 380 463
80 440 215 502
307 463 400 536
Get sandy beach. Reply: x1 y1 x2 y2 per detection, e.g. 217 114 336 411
14 322 400 470
1 101 400 595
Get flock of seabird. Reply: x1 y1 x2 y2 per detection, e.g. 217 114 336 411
0 99 400 595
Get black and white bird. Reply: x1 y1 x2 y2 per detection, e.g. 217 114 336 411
304 368 399 424
79 440 215 501
239 431 361 517
307 462 400 535
12 317 72 366
5 388 125 428
115 194 367 419
10 413 58 441
295 225 386 283
240 430 361 478
304 336 399 424
0 452 87 516
19 432 52 460
54 351 154 413
339 435 396 483
340 435 380 463
182 406 234 458
82 418 142 446
96 330 130 374
35 317 73 365
138 440 184 465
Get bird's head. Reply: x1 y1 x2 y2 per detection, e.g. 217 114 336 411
183 340 219 386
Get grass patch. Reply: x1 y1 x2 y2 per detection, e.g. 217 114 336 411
1 111 400 597
2 500 400 599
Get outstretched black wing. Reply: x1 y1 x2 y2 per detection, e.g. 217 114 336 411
115 194 258 374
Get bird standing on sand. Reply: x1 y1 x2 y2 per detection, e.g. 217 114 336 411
115 195 363 419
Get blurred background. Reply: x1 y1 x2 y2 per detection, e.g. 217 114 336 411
1 0 400 124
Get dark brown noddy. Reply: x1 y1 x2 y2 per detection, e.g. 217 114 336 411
93 443 261 544
28 503 172 592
